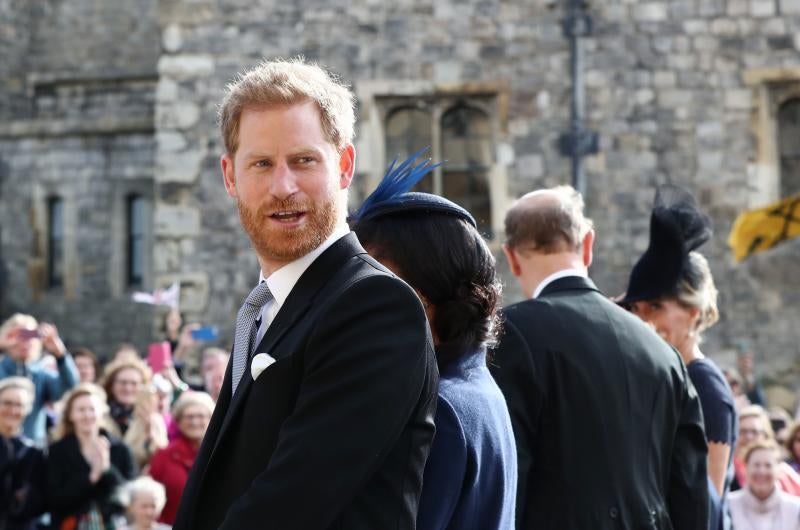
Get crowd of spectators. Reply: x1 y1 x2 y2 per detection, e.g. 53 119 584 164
0 311 225 530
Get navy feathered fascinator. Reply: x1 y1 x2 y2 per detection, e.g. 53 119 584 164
620 185 712 304
350 148 477 227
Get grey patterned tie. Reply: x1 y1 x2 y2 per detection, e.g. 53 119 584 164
231 281 273 396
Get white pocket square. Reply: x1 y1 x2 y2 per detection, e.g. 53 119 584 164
251 353 276 381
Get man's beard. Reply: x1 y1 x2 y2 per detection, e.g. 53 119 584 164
237 189 342 265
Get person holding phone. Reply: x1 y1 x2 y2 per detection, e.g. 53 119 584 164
0 313 79 445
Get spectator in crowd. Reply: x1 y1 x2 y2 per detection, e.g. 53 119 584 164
149 391 214 525
120 476 172 530
769 407 793 450
102 358 152 437
620 186 737 530
737 350 767 407
351 154 517 530
47 383 136 530
113 343 142 363
723 368 752 412
0 377 46 530
786 422 800 473
491 185 708 529
162 309 199 381
151 374 179 440
729 441 800 530
124 385 169 470
0 314 79 444
199 348 228 402
733 405 800 495
72 347 100 384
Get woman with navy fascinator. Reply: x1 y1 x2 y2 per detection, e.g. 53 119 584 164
350 150 517 530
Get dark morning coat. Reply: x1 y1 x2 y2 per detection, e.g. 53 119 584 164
490 276 709 530
172 233 438 530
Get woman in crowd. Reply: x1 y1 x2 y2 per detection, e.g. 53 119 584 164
0 377 46 530
619 186 737 530
733 405 800 494
785 422 800 473
0 314 79 444
72 347 100 384
162 309 199 381
120 476 172 530
102 358 152 437
350 153 517 530
729 441 800 529
124 385 169 470
149 391 214 525
47 383 136 530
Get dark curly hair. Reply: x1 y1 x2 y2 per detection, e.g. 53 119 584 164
352 211 501 369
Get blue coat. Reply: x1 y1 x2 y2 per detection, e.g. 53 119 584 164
417 348 517 530
0 354 79 444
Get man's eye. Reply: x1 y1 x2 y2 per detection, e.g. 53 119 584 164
297 156 315 164
255 160 271 168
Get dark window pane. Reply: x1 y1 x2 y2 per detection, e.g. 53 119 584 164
48 197 63 287
441 104 493 236
385 106 433 192
779 98 800 197
127 195 145 286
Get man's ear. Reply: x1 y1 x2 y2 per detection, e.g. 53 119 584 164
503 244 523 278
582 230 595 269
221 153 238 198
338 144 356 189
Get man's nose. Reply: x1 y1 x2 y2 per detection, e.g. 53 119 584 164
268 161 299 199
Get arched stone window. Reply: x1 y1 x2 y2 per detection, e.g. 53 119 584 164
382 100 495 236
778 97 800 197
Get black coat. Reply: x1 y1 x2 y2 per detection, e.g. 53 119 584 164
173 233 438 530
490 276 708 530
0 435 45 530
46 431 136 530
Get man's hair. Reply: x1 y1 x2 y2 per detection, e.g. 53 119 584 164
219 57 356 155
504 185 593 253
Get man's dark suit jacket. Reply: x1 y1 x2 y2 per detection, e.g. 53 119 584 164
173 233 438 530
490 275 708 530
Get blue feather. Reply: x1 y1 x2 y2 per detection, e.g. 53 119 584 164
352 147 442 221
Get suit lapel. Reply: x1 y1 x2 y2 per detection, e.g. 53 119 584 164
210 233 367 456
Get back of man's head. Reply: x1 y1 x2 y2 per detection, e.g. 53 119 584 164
505 185 593 254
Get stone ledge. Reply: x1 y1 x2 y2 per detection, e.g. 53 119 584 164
0 117 154 138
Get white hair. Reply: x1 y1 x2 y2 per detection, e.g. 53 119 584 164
121 476 167 513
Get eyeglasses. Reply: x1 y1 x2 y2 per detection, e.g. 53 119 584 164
0 400 25 410
739 428 766 437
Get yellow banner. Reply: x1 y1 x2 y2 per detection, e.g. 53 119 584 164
728 193 800 262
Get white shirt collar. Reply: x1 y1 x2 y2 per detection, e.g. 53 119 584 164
532 268 587 299
259 223 350 308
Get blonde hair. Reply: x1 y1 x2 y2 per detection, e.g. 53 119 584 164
740 404 775 440
172 391 215 423
0 313 38 340
676 251 719 334
54 383 110 440
218 57 355 155
505 186 594 253
124 385 168 469
744 439 780 464
101 358 152 402
0 377 35 416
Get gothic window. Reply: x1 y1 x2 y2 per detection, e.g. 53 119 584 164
778 98 800 197
127 194 145 287
47 196 64 288
382 97 496 236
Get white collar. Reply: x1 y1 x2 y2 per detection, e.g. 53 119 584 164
532 268 587 299
259 223 350 307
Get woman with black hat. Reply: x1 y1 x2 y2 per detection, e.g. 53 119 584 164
350 152 517 530
620 185 737 530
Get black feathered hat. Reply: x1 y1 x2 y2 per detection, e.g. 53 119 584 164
619 185 712 304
